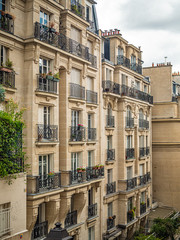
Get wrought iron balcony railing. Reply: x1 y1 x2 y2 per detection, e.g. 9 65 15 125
0 13 14 34
87 19 95 33
127 177 137 190
140 203 146 215
126 148 135 160
65 210 77 228
88 203 97 218
37 124 58 141
139 147 146 158
126 117 134 128
69 83 85 100
106 115 115 128
86 90 97 104
107 149 115 161
37 74 57 94
70 126 86 141
86 166 104 181
102 80 120 95
107 217 115 230
127 211 134 223
147 172 151 181
139 119 149 129
31 221 48 240
88 53 97 68
71 0 85 19
139 174 147 185
70 170 85 184
87 128 96 141
117 55 130 69
107 181 116 195
146 147 150 155
0 70 15 88
130 63 142 75
147 198 150 208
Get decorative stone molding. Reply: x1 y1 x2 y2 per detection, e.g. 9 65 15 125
34 44 40 64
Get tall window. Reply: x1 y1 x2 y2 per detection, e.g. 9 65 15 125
40 10 49 26
139 164 144 176
139 135 144 148
107 136 112 150
71 68 81 85
88 151 94 167
135 80 140 90
127 106 132 119
131 55 136 64
88 226 95 240
71 110 79 126
38 106 51 125
87 76 93 91
127 166 133 179
71 152 81 171
127 197 133 211
71 27 81 42
144 85 148 93
106 68 111 80
87 40 93 54
39 58 50 74
107 103 112 117
127 135 132 149
0 203 11 237
141 191 146 203
118 47 124 56
107 169 112 184
0 0 5 11
121 74 126 85
35 203 46 226
39 154 53 177
139 109 144 120
0 45 7 65
88 188 93 206
108 202 113 217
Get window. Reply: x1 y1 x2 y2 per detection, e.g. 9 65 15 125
71 152 81 171
39 58 50 74
0 0 5 11
40 10 49 26
107 136 112 150
118 47 124 56
108 202 113 217
39 154 53 177
127 135 132 148
135 80 140 90
131 55 136 64
141 191 146 203
88 151 94 167
139 164 144 176
144 85 148 93
146 136 148 147
88 226 95 240
35 203 46 226
71 110 79 126
127 106 132 119
127 197 133 211
86 6 90 22
139 135 144 148
71 68 81 85
127 166 132 180
87 41 93 54
106 68 111 80
71 27 81 42
0 45 7 65
88 188 93 206
38 106 51 125
121 74 126 85
0 203 11 237
139 109 144 120
87 76 93 91
107 169 112 184
107 103 112 117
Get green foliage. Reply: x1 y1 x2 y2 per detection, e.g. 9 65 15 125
0 99 27 184
0 85 5 102
151 217 180 240
5 58 13 69
134 234 161 240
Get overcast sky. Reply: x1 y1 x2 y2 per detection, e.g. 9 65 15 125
96 0 180 72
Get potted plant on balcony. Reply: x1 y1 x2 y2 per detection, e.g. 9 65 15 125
5 12 16 20
48 171 55 179
77 123 83 130
77 167 85 173
46 71 54 80
0 59 14 73
140 201 145 205
53 72 60 82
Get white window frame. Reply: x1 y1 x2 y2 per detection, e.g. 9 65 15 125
0 203 11 237
40 10 50 26
39 58 51 74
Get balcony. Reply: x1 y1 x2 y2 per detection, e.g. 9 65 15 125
127 177 137 190
140 203 147 215
121 85 153 104
88 203 97 218
147 198 150 208
0 69 15 88
27 173 61 194
126 117 134 128
102 80 120 95
139 174 148 185
139 147 146 158
87 128 96 141
88 53 97 68
107 149 115 161
127 211 134 223
87 19 95 33
126 148 135 160
70 126 86 142
86 90 97 104
146 147 150 155
106 115 115 128
71 0 85 19
31 221 48 240
37 124 58 142
107 181 116 195
69 83 85 100
117 55 142 75
65 210 77 228
130 63 142 75
0 13 14 34
37 74 57 94
139 119 149 129
107 217 115 230
147 172 151 181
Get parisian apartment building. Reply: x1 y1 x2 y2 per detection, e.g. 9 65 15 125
0 0 153 240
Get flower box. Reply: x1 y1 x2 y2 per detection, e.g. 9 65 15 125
46 75 54 80
0 67 13 73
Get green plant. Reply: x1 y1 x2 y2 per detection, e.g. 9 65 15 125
53 72 60 80
77 167 86 172
48 171 55 176
134 234 161 240
47 71 52 76
5 59 13 69
0 85 5 102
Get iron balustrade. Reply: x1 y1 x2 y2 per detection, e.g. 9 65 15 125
86 90 97 104
107 181 116 195
37 75 57 94
86 166 104 181
147 172 151 181
139 147 146 158
87 128 96 141
107 149 115 161
0 70 15 88
70 170 84 184
126 117 134 128
106 115 115 128
172 96 178 102
127 211 134 223
65 210 77 228
107 218 115 230
69 83 85 100
146 147 150 155
126 148 135 160
139 119 149 129
87 19 95 32
139 174 147 185
34 22 97 66
0 13 14 34
31 221 48 240
88 203 97 218
34 172 61 193
117 55 130 69
37 124 58 141
130 63 142 74
71 0 85 19
147 198 150 208
140 203 147 215
102 80 120 95
127 177 137 190
70 126 86 141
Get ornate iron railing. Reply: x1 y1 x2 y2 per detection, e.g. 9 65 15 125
127 211 134 223
106 115 115 128
86 166 104 181
139 174 147 185
87 128 96 141
70 126 86 141
117 55 130 68
102 80 120 95
86 90 97 104
71 0 85 19
107 218 115 230
127 177 137 190
69 83 85 100
88 53 97 68
0 70 15 88
130 63 142 74
88 203 97 218
37 75 57 94
139 119 149 129
126 117 134 128
126 148 135 160
31 221 48 240
0 13 14 34
146 147 150 155
139 147 146 158
37 124 58 141
65 210 77 228
107 149 115 161
107 181 116 195
140 203 146 215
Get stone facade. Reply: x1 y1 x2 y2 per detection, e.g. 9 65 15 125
0 0 152 239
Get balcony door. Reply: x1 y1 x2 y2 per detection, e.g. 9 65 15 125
39 155 53 186
127 166 132 180
71 110 79 127
88 151 94 167
107 169 112 184
139 164 144 176
38 106 51 139
88 189 93 206
127 135 132 149
118 47 124 56
107 136 112 150
71 153 80 172
127 197 133 211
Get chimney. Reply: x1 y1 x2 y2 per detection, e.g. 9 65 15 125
152 63 154 67
164 56 167 65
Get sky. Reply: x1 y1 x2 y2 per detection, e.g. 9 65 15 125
96 0 180 72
